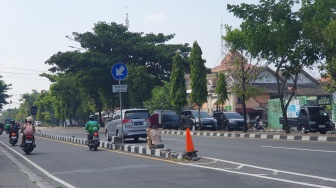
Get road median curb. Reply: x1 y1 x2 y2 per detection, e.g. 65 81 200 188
35 133 185 160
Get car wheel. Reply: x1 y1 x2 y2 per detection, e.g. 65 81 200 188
162 124 165 130
133 137 139 142
300 126 307 134
320 131 327 134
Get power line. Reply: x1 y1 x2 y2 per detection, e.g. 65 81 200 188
2 75 50 81
0 70 43 76
0 66 47 73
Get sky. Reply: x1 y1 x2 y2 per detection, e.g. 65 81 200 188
0 0 318 110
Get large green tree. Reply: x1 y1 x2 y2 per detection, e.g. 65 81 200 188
144 81 177 113
170 52 187 115
0 76 11 109
223 27 264 132
215 72 228 112
228 0 321 133
300 0 336 91
190 41 208 131
45 22 191 123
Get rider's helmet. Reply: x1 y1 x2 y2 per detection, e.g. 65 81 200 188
27 116 34 123
10 120 15 124
89 115 95 121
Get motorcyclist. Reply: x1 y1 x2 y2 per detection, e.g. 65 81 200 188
20 116 36 147
8 120 20 141
254 116 262 130
85 115 100 145
4 122 10 134
0 122 4 131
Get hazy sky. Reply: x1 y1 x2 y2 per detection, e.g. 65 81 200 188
1 0 313 110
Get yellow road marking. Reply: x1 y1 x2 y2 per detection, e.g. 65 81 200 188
39 137 179 164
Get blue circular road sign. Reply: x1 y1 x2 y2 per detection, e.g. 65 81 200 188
111 62 128 80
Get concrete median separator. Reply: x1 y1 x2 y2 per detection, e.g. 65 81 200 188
37 127 336 143
35 132 185 161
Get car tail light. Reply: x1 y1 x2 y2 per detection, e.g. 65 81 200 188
122 119 132 123
145 118 150 122
93 132 99 137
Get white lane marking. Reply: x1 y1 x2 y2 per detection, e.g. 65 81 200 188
0 144 53 188
236 164 244 169
161 138 184 142
180 163 333 188
262 146 336 153
0 141 76 188
201 156 336 183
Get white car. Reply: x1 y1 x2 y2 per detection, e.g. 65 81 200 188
105 109 151 142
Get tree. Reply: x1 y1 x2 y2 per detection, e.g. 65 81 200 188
170 52 187 115
215 72 228 112
126 65 153 108
227 0 320 133
144 81 177 113
300 0 336 91
0 76 11 109
45 22 191 124
190 41 208 131
223 26 264 132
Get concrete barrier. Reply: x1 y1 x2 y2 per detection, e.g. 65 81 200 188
35 133 183 160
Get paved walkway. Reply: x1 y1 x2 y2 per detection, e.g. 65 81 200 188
0 144 40 188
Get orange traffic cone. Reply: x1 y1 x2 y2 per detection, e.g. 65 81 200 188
185 128 200 161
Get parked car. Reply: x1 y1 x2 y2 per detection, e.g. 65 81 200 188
179 110 217 131
222 112 244 131
105 109 151 141
35 121 42 127
279 106 332 134
154 110 179 130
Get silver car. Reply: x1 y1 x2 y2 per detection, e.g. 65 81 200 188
105 109 151 141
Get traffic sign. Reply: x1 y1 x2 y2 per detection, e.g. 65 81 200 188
31 106 37 115
112 85 128 93
111 62 128 80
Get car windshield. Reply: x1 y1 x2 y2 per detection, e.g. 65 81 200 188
191 111 211 118
308 107 329 117
124 110 150 119
225 113 243 119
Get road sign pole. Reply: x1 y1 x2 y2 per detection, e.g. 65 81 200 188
111 62 128 145
119 80 124 145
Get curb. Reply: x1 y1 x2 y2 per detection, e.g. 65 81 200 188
36 133 185 160
38 127 336 143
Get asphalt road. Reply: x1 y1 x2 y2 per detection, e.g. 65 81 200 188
1 129 335 188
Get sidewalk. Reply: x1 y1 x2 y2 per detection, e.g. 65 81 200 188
0 145 40 188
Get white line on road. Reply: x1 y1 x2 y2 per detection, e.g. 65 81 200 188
181 162 334 188
0 141 76 188
262 146 336 153
201 156 336 182
161 138 184 142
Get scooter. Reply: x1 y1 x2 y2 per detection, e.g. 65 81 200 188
9 132 18 146
254 121 267 130
21 135 35 155
88 131 100 151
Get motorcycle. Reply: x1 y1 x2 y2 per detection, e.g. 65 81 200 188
254 121 268 130
0 127 3 135
22 134 35 155
9 132 18 146
88 131 100 151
